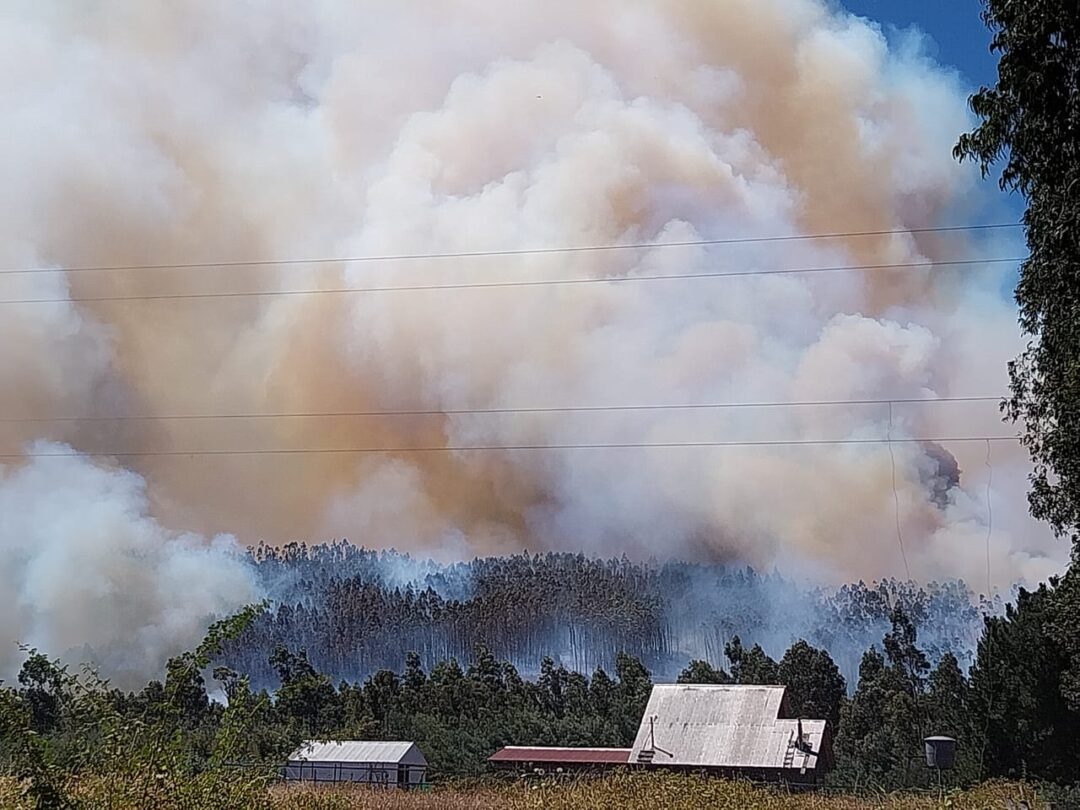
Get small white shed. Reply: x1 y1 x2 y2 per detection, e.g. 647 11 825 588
284 740 427 787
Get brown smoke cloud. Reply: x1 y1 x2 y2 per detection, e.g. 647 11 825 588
0 0 1066 679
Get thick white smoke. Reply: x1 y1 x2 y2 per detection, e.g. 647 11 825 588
0 0 1067 679
0 444 259 683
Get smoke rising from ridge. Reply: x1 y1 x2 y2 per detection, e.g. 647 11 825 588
0 0 1066 680
0 444 259 682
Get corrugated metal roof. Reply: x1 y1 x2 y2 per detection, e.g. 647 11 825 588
489 747 631 764
629 685 825 771
288 740 426 765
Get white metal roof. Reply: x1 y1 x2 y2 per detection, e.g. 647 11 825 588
629 685 826 771
288 740 426 766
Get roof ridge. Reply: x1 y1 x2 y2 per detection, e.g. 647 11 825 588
654 684 786 691
502 745 631 750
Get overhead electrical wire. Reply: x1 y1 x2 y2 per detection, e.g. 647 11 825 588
886 401 912 579
0 220 1027 595
985 438 994 596
0 222 1023 277
979 438 996 775
0 435 1020 460
0 257 1024 306
0 221 1023 580
0 394 1003 424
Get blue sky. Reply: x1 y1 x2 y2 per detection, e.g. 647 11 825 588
839 0 997 87
840 0 1024 297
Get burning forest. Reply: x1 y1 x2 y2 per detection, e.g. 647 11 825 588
220 541 991 689
3 0 1080 805
0 0 1061 688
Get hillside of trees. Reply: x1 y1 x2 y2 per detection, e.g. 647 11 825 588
3 569 1079 805
223 543 993 690
223 556 1080 789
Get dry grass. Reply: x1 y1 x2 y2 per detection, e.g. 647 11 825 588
266 774 1049 810
0 772 1052 809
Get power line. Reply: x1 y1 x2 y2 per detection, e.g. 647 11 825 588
985 439 994 595
0 222 1022 277
0 395 1003 424
0 257 1023 305
979 437 996 779
0 435 1020 459
886 401 912 579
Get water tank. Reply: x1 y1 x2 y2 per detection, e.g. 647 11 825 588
924 736 956 769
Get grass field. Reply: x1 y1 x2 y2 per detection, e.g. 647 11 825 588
2 772 1050 809
266 775 1046 810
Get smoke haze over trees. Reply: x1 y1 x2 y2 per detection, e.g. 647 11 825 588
0 0 1067 685
215 542 992 689
4 582 1080 799
4 0 1080 804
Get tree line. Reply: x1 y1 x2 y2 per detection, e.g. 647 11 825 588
3 568 1079 799
227 542 991 688
5 0 1080 803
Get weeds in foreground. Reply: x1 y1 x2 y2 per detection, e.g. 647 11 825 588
0 771 1052 809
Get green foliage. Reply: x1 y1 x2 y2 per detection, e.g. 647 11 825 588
5 592 1080 799
833 610 956 790
220 638 654 779
883 608 930 697
0 602 272 809
0 684 72 809
834 648 900 787
375 647 651 776
952 6 1080 794
17 651 68 736
926 653 980 784
955 0 1080 546
676 659 730 684
271 646 343 738
612 652 652 744
969 576 1080 785
778 641 846 730
1045 565 1080 712
725 636 780 684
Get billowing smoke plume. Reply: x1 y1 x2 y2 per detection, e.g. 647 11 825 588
0 0 1066 680
0 445 259 683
